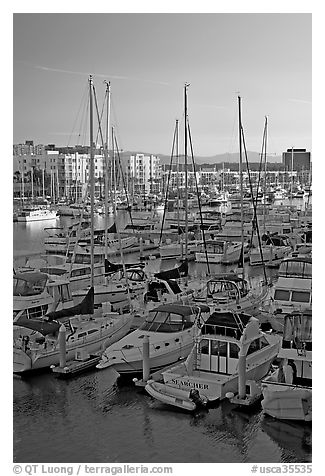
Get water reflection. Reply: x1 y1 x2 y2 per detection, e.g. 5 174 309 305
261 416 312 462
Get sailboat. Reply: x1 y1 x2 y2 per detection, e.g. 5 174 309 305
13 76 133 374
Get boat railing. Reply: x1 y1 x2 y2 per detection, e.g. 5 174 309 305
201 322 242 339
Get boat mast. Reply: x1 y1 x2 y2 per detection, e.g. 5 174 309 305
176 119 180 245
290 146 294 201
184 83 189 259
89 75 95 288
112 127 132 308
238 95 244 279
104 80 111 273
263 116 268 234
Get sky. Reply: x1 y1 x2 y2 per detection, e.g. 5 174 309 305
13 12 312 156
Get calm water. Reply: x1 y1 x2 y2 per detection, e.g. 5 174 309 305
13 204 312 463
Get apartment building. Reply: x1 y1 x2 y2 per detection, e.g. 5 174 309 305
128 154 161 195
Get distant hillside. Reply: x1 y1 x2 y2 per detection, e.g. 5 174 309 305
155 151 282 165
122 151 281 165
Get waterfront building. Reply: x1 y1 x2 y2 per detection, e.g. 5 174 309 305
128 154 161 195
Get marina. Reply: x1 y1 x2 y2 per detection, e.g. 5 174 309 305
13 194 312 464
11 11 313 468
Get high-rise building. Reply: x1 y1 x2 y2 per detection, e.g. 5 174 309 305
282 148 311 171
128 154 161 195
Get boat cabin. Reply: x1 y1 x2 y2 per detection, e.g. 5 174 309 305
273 257 312 312
139 303 199 333
13 271 73 321
278 257 312 279
201 240 225 254
197 311 270 375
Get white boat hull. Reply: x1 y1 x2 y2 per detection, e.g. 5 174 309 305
72 281 145 307
250 246 292 266
261 383 312 421
97 327 199 374
13 316 133 373
17 211 57 222
163 359 275 402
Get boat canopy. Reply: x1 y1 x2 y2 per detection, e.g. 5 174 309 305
14 318 60 336
13 272 48 296
154 259 188 280
202 311 252 339
140 303 198 332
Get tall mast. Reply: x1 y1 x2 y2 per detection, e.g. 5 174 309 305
290 146 294 201
104 80 111 270
184 84 189 259
176 119 180 244
89 75 95 287
238 95 244 279
263 116 268 234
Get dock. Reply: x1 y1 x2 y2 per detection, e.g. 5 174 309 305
51 354 101 378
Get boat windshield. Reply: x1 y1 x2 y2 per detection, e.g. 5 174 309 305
140 311 192 333
13 275 47 296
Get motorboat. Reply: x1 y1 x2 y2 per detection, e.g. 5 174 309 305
57 203 91 217
261 310 312 421
262 256 312 322
13 271 74 323
13 287 133 373
195 240 246 265
96 302 210 374
16 206 57 223
20 254 105 293
43 221 93 254
160 310 281 402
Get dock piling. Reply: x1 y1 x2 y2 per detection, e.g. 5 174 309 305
58 324 67 368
